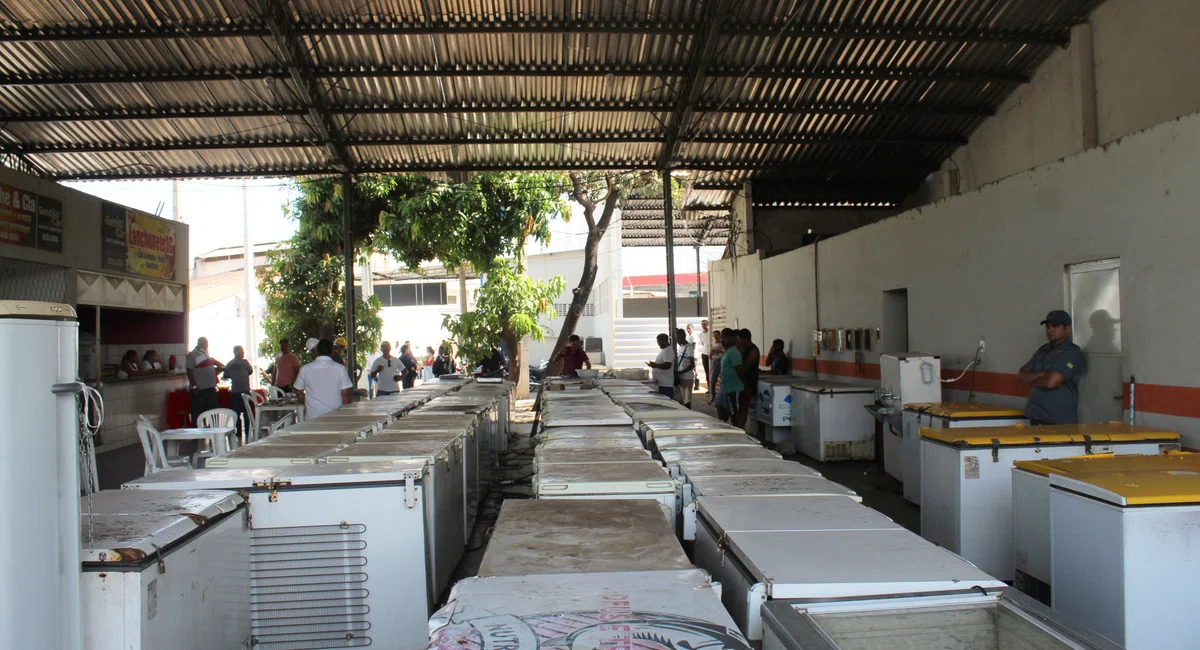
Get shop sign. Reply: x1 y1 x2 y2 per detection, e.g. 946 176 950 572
101 201 177 280
0 183 63 252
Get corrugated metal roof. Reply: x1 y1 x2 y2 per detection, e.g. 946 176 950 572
0 0 1104 245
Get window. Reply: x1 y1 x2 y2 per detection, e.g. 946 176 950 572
371 282 448 307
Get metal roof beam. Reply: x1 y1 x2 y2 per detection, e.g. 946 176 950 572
659 0 734 170
0 20 1067 45
0 64 1028 86
251 0 351 172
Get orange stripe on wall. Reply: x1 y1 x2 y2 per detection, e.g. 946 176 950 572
784 356 1200 420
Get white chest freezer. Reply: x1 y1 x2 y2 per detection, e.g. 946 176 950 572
695 525 1004 640
535 461 680 527
880 354 942 480
269 419 375 438
124 461 437 650
325 439 467 596
537 436 647 450
539 426 640 441
81 490 251 650
542 408 633 427
533 446 653 470
366 426 482 527
790 381 876 462
901 402 1027 505
429 569 751 650
1050 468 1200 650
622 398 689 414
260 432 360 448
756 377 796 444
1011 453 1196 598
677 459 821 485
206 442 339 467
305 413 392 431
760 589 1124 650
681 475 861 541
920 423 1181 581
478 499 692 577
417 400 502 464
641 419 741 444
660 445 783 478
654 432 763 452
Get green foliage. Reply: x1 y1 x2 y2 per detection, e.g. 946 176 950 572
443 258 566 364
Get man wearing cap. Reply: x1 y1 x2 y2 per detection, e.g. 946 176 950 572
294 338 353 419
1018 310 1088 425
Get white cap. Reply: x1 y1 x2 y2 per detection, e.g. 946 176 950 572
305 337 319 353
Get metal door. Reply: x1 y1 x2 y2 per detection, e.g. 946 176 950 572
1066 259 1123 423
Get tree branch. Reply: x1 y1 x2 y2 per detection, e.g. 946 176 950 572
569 171 597 229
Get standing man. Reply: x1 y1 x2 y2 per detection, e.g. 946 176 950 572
737 329 761 427
369 341 402 396
294 339 353 419
766 339 789 375
1018 310 1087 425
558 334 592 377
271 338 300 393
398 344 419 389
646 333 675 398
675 328 696 408
695 320 711 390
185 337 223 425
223 346 254 440
719 329 745 425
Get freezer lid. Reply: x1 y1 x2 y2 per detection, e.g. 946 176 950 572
792 380 874 394
271 460 427 485
361 431 467 444
922 422 1180 446
697 495 898 535
534 448 653 463
430 570 750 650
542 412 634 427
1050 468 1200 506
82 513 199 563
477 499 691 577
0 300 76 319
644 419 741 433
83 489 243 520
678 459 821 480
654 433 761 449
1019 451 1199 478
536 461 675 494
325 439 453 461
308 414 390 423
261 433 360 447
758 376 795 385
632 409 711 421
538 437 646 449
541 429 641 441
690 475 859 500
661 447 783 463
277 421 374 435
122 467 281 490
212 442 339 460
903 401 1025 418
652 426 746 438
725 529 1005 599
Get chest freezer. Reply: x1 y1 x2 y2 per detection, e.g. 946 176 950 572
901 402 1027 505
416 402 502 468
621 397 689 413
305 412 392 431
206 442 339 467
1051 469 1200 649
429 569 751 650
660 445 783 478
539 426 640 440
537 436 646 450
271 419 376 438
535 461 680 528
365 426 483 521
641 419 741 444
124 461 438 650
653 431 761 452
880 354 942 481
920 423 1180 581
542 409 633 428
1011 452 1197 596
478 499 692 577
677 459 822 506
760 589 1123 650
259 432 360 448
533 446 653 470
696 525 1004 640
681 475 861 541
790 381 876 462
81 490 250 650
756 376 796 427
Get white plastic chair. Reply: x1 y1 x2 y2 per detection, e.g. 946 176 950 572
197 407 239 451
269 385 287 400
240 393 265 445
136 416 190 475
267 412 295 436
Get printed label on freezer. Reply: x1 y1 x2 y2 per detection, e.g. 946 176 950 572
431 595 752 650
964 455 981 480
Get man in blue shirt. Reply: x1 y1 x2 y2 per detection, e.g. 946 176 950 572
719 328 745 424
1018 310 1087 425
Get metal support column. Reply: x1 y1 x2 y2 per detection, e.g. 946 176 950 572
663 170 679 373
342 172 356 383
695 245 702 317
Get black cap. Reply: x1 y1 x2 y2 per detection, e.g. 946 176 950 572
1040 310 1072 326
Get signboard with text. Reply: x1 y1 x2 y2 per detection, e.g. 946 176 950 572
101 201 177 280
0 184 62 252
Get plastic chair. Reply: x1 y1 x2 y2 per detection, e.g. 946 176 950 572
197 407 238 451
136 416 190 475
269 385 287 400
267 412 295 436
240 393 262 446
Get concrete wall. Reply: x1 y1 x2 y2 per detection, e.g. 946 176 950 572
711 109 1200 446
623 296 708 319
753 208 899 256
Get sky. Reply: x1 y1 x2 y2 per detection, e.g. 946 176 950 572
64 179 723 276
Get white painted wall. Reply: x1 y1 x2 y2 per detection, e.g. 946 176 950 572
712 109 1200 446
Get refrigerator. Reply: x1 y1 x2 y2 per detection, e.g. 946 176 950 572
124 460 436 650
791 381 878 462
900 402 1027 504
1012 452 1196 599
477 499 692 577
0 301 81 650
660 446 783 478
760 589 1123 650
535 461 680 528
1051 468 1200 649
681 475 862 541
80 490 250 650
429 570 751 650
756 376 796 443
920 423 1180 581
879 353 942 480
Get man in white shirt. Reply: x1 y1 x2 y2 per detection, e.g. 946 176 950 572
294 339 353 419
369 341 402 396
645 333 675 398
675 328 696 408
695 319 711 390
185 337 223 425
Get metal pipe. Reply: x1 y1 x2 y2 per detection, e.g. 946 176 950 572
243 180 255 387
1128 375 1136 425
695 245 702 318
663 169 679 374
342 173 356 386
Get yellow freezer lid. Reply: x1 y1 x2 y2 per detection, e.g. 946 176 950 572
1051 468 1200 506
1014 452 1200 477
920 423 1180 446
903 402 1025 418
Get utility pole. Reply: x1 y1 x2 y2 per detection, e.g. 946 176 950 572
242 180 255 386
663 169 679 373
172 179 183 222
696 245 702 317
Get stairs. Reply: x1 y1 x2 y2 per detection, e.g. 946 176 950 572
612 317 705 368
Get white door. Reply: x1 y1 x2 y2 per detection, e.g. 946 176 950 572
1066 260 1123 423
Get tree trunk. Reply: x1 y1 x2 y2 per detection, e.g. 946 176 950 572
545 228 603 376
503 326 529 398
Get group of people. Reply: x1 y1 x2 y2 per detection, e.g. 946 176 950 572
184 337 255 435
647 328 699 408
116 349 170 379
